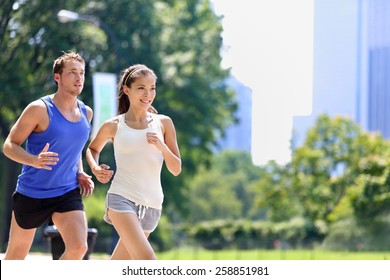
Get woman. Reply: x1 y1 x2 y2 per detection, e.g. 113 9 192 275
86 64 181 260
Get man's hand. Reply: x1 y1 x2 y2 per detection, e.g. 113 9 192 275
35 143 59 170
78 171 95 197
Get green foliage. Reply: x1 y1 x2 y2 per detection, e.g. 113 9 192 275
186 150 263 222
82 184 114 252
254 114 390 250
5 0 390 253
188 220 236 249
256 115 381 223
149 215 175 252
360 214 390 250
291 115 368 222
157 248 390 260
352 143 390 220
186 218 328 250
255 162 300 222
0 0 236 249
322 218 367 250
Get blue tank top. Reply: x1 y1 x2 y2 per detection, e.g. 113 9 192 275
16 96 91 198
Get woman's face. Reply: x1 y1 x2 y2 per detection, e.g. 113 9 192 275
126 73 157 110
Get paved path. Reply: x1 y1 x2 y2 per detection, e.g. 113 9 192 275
0 252 52 260
0 252 109 260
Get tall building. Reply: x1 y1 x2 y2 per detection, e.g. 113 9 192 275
293 0 390 147
217 75 252 153
213 0 390 163
364 0 390 138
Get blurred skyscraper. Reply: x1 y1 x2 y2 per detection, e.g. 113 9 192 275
364 0 390 138
217 76 252 153
293 0 390 147
216 0 390 162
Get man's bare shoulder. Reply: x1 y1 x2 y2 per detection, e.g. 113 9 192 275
84 105 93 122
22 99 47 115
12 98 48 133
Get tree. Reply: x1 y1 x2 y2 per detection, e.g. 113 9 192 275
55 0 236 216
153 0 237 216
352 134 390 220
255 161 300 222
290 115 371 222
254 114 390 249
186 150 262 223
0 0 236 249
0 0 109 250
255 115 372 223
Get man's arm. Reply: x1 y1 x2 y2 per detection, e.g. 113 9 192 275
77 103 94 196
2 100 59 170
77 157 94 197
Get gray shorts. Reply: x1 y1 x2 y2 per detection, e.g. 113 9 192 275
105 193 161 233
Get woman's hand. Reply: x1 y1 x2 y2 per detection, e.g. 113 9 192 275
92 164 114 184
146 132 165 150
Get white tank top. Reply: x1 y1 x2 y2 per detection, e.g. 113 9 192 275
108 113 164 209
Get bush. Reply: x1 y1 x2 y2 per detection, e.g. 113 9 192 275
322 218 364 250
185 218 327 250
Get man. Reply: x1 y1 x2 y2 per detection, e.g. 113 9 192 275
2 51 94 260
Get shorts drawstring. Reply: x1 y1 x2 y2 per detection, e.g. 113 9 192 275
136 203 148 220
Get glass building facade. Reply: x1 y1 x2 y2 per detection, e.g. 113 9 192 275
293 0 390 149
365 0 390 138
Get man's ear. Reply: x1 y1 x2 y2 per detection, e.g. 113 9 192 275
53 73 60 83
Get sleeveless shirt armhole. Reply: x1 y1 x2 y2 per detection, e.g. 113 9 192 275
112 114 125 140
40 95 50 106
119 114 125 124
77 100 88 119
40 96 53 118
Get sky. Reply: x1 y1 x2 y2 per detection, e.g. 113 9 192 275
210 0 314 165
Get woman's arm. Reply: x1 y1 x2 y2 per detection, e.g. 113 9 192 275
86 118 117 183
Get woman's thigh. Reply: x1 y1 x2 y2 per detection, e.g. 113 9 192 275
108 209 156 260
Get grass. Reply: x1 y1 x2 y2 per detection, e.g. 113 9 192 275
22 248 390 260
155 248 390 260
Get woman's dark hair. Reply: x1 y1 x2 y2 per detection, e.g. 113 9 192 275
117 64 158 114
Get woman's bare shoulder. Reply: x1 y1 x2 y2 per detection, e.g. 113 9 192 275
101 115 121 129
155 113 173 124
105 115 122 124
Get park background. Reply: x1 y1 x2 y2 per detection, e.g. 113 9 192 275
1 0 390 260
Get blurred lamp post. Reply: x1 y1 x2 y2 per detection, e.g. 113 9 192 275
57 9 120 74
57 9 119 142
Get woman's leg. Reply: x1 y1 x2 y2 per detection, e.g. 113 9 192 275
108 209 156 260
111 238 133 260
